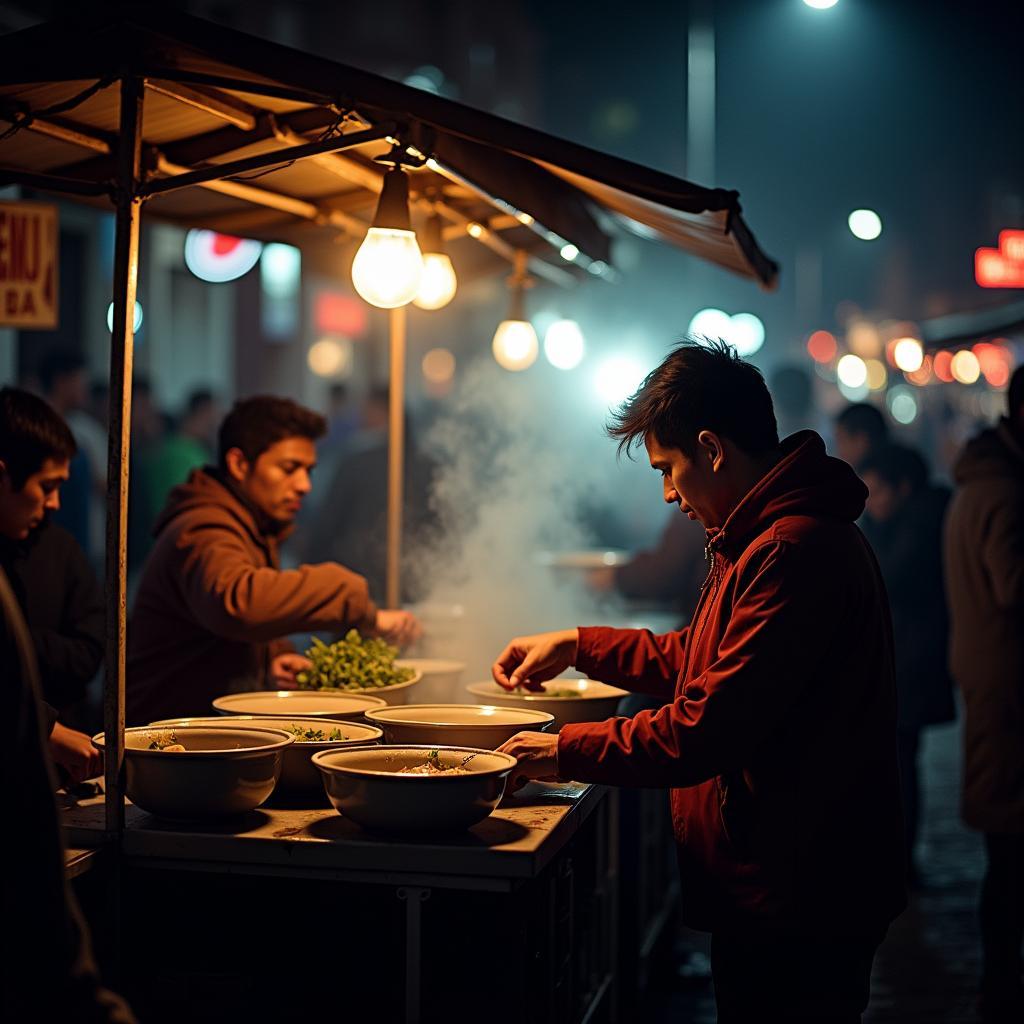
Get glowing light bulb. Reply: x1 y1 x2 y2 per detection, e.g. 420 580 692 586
492 320 538 371
804 0 839 8
413 253 458 310
892 338 924 373
351 227 423 308
543 319 585 370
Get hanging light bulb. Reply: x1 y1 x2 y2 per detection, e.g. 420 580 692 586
412 214 458 310
492 250 538 372
351 165 423 308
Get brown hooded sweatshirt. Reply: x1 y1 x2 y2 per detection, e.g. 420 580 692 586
126 469 378 725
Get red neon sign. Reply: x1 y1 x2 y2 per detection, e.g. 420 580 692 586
976 229 1024 288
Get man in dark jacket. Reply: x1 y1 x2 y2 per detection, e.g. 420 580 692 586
493 341 905 1023
127 396 420 725
944 366 1024 1023
0 387 103 783
860 444 955 883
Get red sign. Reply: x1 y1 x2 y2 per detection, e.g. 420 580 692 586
975 228 1024 288
0 201 58 328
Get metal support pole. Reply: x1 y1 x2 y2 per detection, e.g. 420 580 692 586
396 886 430 1024
103 77 144 836
385 304 407 610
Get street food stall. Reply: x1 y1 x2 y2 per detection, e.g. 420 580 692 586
0 7 776 1021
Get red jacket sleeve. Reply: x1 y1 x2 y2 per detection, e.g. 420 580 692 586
559 541 846 787
575 624 689 698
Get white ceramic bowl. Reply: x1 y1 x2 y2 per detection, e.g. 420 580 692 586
465 678 629 731
211 690 388 721
93 725 293 820
150 715 384 795
365 704 553 749
313 744 516 833
394 659 466 704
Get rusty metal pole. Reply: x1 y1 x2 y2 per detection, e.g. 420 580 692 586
104 76 144 836
385 304 407 610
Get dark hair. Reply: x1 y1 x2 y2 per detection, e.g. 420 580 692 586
185 388 215 417
835 402 889 446
38 351 86 394
218 396 326 467
0 387 77 488
1009 365 1024 419
860 443 929 493
607 339 779 457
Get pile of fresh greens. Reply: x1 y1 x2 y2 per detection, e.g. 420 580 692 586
285 723 345 742
295 631 415 692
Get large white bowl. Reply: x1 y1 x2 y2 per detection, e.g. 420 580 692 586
93 725 293 820
465 678 629 731
211 690 388 720
365 703 554 749
394 659 466 704
313 744 516 833
150 715 384 796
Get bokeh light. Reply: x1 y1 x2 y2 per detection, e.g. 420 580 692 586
412 253 458 310
806 330 838 363
804 0 839 8
905 355 934 387
847 320 882 358
422 347 456 384
892 337 924 373
933 350 955 383
543 319 586 370
184 230 262 283
951 349 981 384
492 319 539 371
865 358 888 391
837 353 868 388
594 355 647 404
106 300 143 333
307 338 353 377
887 386 919 425
559 243 580 262
688 308 765 357
848 209 883 241
973 341 1011 388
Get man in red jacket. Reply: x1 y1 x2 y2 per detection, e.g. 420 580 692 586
494 341 905 1023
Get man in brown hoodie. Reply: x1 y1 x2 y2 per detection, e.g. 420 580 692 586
126 396 419 725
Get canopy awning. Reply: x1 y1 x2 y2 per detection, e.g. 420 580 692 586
0 5 778 288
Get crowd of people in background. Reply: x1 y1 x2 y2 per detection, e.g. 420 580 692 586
2 349 1021 1021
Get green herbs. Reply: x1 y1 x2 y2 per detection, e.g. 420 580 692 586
398 749 470 775
543 688 583 698
295 631 415 692
285 723 345 742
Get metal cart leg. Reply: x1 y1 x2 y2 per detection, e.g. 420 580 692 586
397 885 431 1024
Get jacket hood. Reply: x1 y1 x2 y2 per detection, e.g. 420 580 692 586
153 467 288 546
953 419 1024 485
710 431 867 555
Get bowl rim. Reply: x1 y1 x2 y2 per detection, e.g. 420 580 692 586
148 715 384 743
394 658 467 673
465 679 629 701
92 724 295 755
211 690 391 715
312 743 516 780
364 703 554 728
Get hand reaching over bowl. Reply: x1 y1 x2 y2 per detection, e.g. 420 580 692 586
496 730 561 791
375 609 422 647
271 652 312 689
491 628 580 691
49 722 102 784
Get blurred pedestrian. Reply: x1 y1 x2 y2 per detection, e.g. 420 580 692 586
943 366 1024 1023
834 402 890 471
860 443 955 884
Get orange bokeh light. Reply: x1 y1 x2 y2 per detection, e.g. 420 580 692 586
807 330 838 363
933 350 955 383
905 354 934 387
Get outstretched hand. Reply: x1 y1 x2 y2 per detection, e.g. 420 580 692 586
491 628 579 691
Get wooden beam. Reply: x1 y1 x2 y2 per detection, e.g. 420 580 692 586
145 79 258 131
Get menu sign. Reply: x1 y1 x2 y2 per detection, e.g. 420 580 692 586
0 201 58 328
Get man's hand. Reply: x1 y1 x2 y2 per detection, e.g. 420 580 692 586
49 722 102 784
271 652 312 689
497 730 561 791
492 628 579 691
375 609 422 647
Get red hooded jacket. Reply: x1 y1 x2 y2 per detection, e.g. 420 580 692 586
558 432 906 936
